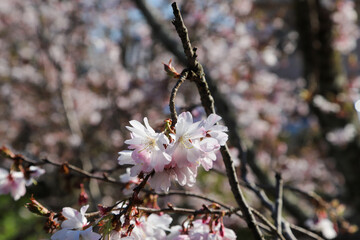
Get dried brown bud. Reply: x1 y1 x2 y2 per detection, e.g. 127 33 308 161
0 146 15 158
60 163 70 175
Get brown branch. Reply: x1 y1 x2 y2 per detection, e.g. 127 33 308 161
171 3 197 69
149 190 235 210
138 206 231 215
1 147 123 185
170 3 264 239
148 189 287 240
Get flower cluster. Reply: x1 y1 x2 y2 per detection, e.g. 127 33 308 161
107 213 173 240
332 0 359 54
169 217 236 240
0 166 45 200
118 112 228 191
51 205 101 240
51 205 236 240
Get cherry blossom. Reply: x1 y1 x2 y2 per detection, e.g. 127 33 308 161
107 213 172 240
306 217 337 239
332 0 359 54
168 218 236 240
118 112 228 192
0 166 45 200
25 166 46 186
200 113 228 146
51 205 101 240
326 124 356 146
124 117 172 172
0 169 26 200
119 168 141 195
313 95 341 113
188 218 236 240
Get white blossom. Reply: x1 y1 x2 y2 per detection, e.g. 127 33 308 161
51 205 101 240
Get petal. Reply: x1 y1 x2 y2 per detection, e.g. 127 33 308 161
143 117 156 134
124 138 146 145
147 214 172 230
11 179 26 200
0 168 9 179
80 227 101 240
51 229 68 240
61 207 85 229
125 126 148 138
149 172 171 192
204 114 222 129
128 120 146 131
186 146 202 163
118 151 135 165
80 205 89 216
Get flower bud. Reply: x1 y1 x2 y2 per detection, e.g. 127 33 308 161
25 196 50 216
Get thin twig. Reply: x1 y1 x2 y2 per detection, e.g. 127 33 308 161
290 223 325 240
252 208 286 240
138 206 230 215
149 189 286 240
282 221 298 240
148 190 235 210
169 70 188 127
274 173 284 238
1 147 123 185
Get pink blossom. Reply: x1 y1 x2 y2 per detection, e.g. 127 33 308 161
121 117 171 172
171 112 206 165
51 205 101 240
0 166 45 200
306 218 337 239
326 124 356 146
108 213 172 240
118 112 228 192
200 113 228 146
25 166 46 186
0 169 26 200
168 218 236 240
188 218 236 240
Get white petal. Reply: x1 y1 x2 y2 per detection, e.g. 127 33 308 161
204 113 221 129
118 151 135 165
80 205 89 216
143 117 156 134
147 214 172 230
51 229 68 240
80 227 101 240
0 168 9 178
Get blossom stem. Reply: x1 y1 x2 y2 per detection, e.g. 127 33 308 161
169 70 189 127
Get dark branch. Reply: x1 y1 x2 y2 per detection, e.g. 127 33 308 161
170 3 264 240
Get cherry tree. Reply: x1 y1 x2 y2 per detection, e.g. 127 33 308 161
0 0 360 239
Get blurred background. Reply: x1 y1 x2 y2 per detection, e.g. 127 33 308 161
0 0 360 239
